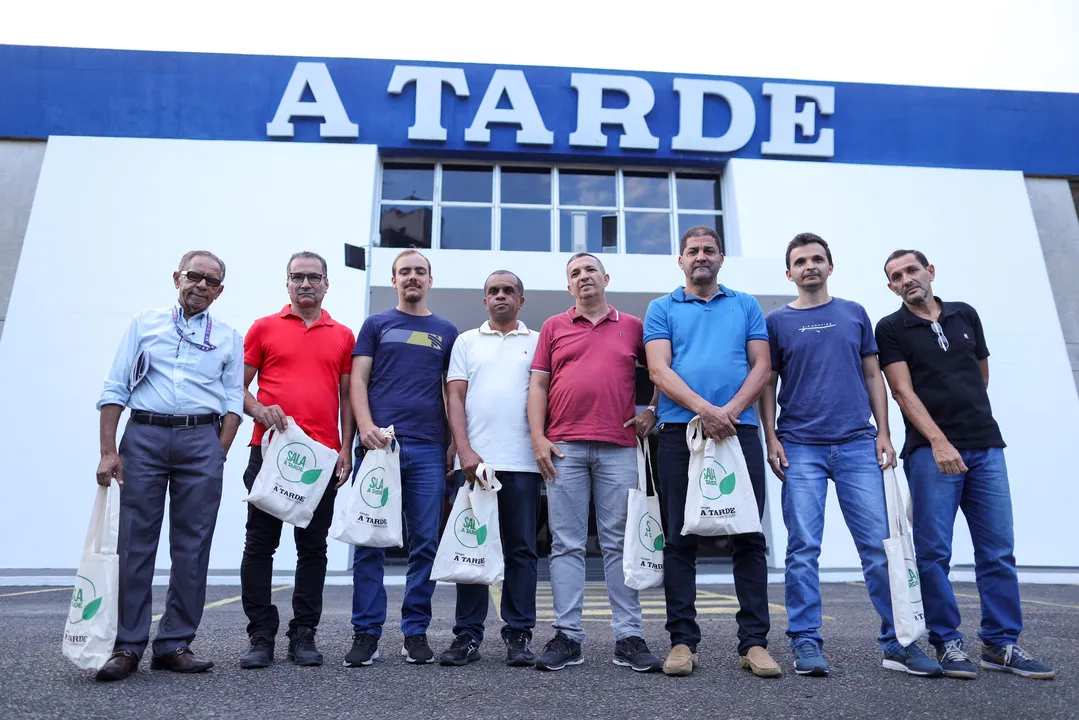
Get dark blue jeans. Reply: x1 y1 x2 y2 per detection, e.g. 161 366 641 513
904 446 1022 647
351 437 444 638
452 469 542 643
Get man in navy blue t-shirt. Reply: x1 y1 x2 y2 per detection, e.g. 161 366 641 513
344 249 458 667
761 233 942 678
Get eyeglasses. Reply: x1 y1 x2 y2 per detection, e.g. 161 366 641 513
930 321 949 352
289 272 324 284
180 271 222 288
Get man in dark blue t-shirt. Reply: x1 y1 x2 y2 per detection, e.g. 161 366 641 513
761 234 942 678
344 249 458 667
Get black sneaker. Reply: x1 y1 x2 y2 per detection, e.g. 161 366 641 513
439 635 481 666
535 632 583 671
613 636 663 673
401 633 435 664
932 639 977 680
239 636 274 669
287 626 323 667
343 633 379 667
504 630 535 667
981 643 1056 680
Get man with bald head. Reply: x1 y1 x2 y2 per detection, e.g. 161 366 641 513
94 250 244 681
439 270 542 668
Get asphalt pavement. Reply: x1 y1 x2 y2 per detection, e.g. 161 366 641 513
2 581 1075 720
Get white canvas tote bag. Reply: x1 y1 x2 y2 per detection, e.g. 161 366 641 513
681 416 762 536
431 464 505 586
245 418 338 528
331 426 403 548
623 438 664 590
884 467 926 646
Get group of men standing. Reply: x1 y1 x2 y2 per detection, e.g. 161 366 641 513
91 227 1055 683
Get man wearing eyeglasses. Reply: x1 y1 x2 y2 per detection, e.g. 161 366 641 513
93 251 244 682
237 251 356 670
875 249 1056 681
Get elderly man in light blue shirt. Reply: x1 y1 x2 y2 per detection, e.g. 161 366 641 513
93 250 244 683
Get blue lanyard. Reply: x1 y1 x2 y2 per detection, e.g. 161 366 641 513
172 306 217 356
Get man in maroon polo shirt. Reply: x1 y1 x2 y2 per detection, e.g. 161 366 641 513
527 252 662 673
238 251 356 669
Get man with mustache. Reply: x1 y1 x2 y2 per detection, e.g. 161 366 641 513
439 270 542 668
875 250 1055 680
346 249 458 667
238 251 356 669
528 252 662 673
644 226 778 678
761 234 942 678
94 251 244 681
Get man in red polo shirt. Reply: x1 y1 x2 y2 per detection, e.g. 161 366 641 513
527 252 661 673
238 251 356 669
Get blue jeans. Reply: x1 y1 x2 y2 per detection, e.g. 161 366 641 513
904 446 1022 647
547 441 642 644
453 470 542 643
781 438 900 655
351 437 444 638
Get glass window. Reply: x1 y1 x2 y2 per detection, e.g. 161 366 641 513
559 210 618 254
381 163 434 202
440 207 492 250
442 165 493 203
501 167 551 205
676 174 722 211
501 209 551 252
380 205 433 248
623 172 670 209
677 214 724 253
559 169 616 207
626 213 672 255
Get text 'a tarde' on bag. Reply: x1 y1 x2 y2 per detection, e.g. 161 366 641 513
244 418 338 529
681 416 763 537
883 467 926 647
623 436 665 590
62 483 120 671
330 426 403 548
431 463 505 586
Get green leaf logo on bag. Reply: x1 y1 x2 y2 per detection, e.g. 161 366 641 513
360 468 389 509
67 575 101 625
454 509 486 549
277 442 320 484
699 457 735 500
638 513 664 553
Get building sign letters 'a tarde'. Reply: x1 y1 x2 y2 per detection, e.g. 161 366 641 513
266 62 835 158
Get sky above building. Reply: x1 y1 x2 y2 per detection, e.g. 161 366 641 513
3 0 1078 93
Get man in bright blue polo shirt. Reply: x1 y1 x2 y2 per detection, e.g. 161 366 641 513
644 226 778 678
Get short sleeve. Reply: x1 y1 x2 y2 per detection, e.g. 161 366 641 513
339 326 355 375
744 295 768 342
632 317 646 367
442 323 460 374
447 332 469 382
531 320 554 373
354 316 378 357
765 312 781 372
966 305 990 360
642 298 670 344
243 318 264 368
874 316 904 368
857 304 878 356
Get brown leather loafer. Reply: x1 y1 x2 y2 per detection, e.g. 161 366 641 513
150 647 214 673
95 650 139 682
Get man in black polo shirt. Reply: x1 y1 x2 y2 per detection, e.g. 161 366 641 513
874 250 1055 681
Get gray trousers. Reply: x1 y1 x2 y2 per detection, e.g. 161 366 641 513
114 420 225 658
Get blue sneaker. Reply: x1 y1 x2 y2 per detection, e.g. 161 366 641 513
931 639 977 679
981 644 1056 680
792 639 830 677
882 644 944 677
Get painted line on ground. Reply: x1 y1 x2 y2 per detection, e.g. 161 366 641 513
0 586 72 598
151 585 294 622
954 590 1079 610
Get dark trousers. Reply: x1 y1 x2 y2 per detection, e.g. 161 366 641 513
114 421 225 659
240 446 338 639
658 423 770 655
452 470 542 643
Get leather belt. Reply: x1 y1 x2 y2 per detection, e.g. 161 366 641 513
130 410 220 427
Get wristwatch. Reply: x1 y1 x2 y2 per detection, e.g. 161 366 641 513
646 405 657 414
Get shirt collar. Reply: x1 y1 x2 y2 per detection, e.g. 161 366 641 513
566 305 620 323
479 320 530 336
901 297 959 326
672 284 734 303
278 304 335 326
175 302 208 325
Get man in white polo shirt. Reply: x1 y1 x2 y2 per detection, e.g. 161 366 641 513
438 270 542 668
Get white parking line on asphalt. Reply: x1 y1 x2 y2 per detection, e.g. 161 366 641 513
150 585 294 622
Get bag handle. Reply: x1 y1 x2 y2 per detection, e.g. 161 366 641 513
472 463 502 492
686 416 707 453
884 468 909 539
260 416 298 449
636 437 656 496
85 483 121 556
